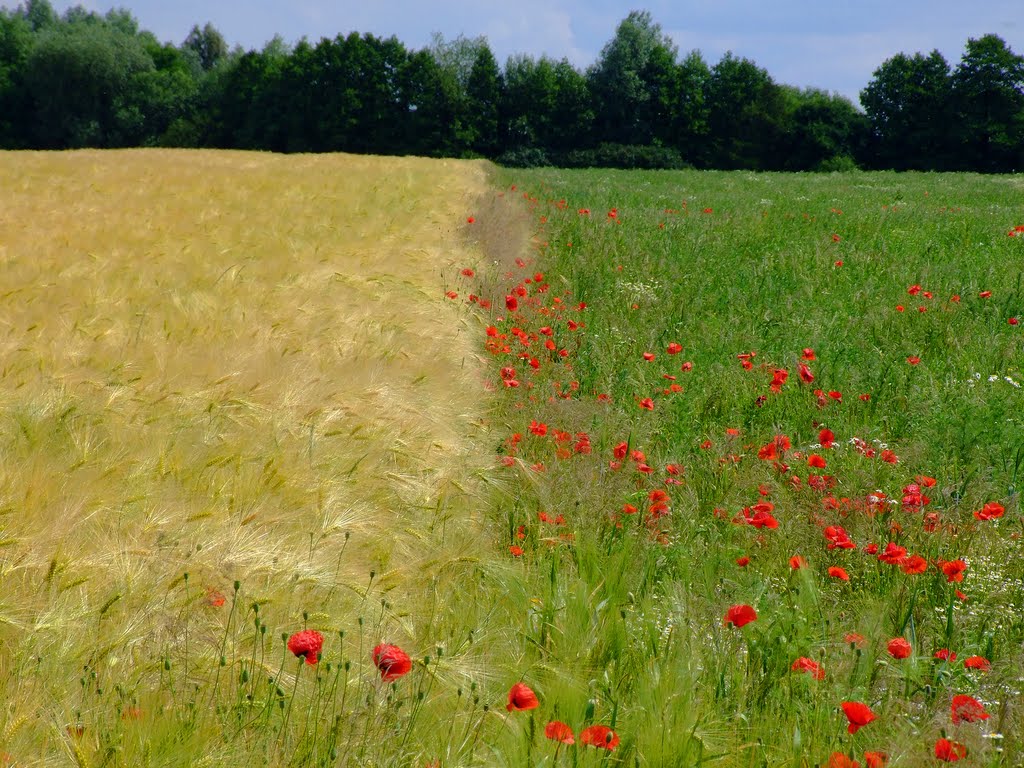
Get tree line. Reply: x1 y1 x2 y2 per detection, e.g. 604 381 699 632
1 3 1022 171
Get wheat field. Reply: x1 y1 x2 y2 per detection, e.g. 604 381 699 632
0 150 506 763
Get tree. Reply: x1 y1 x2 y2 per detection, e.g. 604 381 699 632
951 34 1024 171
705 52 788 169
674 50 712 164
778 87 868 170
860 51 952 170
184 22 227 71
588 11 678 145
465 43 501 155
0 9 33 145
23 21 154 147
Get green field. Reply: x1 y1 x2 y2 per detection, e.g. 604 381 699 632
1 156 1022 767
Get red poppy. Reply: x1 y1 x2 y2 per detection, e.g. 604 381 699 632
286 629 324 666
844 632 866 648
579 725 619 751
934 648 956 662
877 543 907 565
789 555 807 570
667 342 683 354
639 398 654 410
724 604 757 628
864 752 887 768
828 566 850 581
802 348 816 360
506 682 539 711
736 556 750 567
799 363 815 383
935 739 967 762
963 655 991 671
907 356 920 365
829 753 860 768
979 290 992 299
974 501 1004 521
544 721 574 744
900 555 928 575
792 656 825 680
887 637 912 659
461 268 475 277
939 559 967 583
509 545 524 557
373 643 412 681
819 428 835 448
205 588 226 607
808 454 827 469
841 701 876 734
505 295 518 311
824 526 855 550
951 694 989 724
642 351 656 361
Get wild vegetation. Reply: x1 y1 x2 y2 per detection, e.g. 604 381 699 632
1 3 1023 171
0 151 1022 766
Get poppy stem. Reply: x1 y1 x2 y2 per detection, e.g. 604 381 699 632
278 659 303 747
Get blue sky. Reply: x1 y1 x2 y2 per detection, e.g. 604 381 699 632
9 1 1022 106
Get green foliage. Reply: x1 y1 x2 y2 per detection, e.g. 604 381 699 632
951 34 1024 172
860 51 954 170
0 8 1023 172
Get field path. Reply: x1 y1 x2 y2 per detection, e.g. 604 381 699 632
0 150 501 748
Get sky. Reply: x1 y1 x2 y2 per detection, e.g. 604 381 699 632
7 0 1022 107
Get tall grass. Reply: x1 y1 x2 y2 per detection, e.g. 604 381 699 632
1 153 1022 766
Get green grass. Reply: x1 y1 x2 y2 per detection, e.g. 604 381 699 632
472 168 1024 767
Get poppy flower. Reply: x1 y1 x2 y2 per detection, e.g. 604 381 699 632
287 629 324 666
461 268 475 277
506 682 539 711
792 656 825 680
579 725 619 751
844 632 866 648
724 604 757 628
974 502 1004 521
877 543 907 565
639 398 654 410
935 739 967 762
642 352 656 361
979 290 991 299
799 363 815 383
907 356 920 365
373 643 412 681
205 588 226 607
829 754 859 768
736 556 750 567
963 655 991 671
900 555 928 575
887 637 912 659
939 559 967 582
545 721 574 744
841 701 876 734
951 694 989 724
667 342 683 354
828 566 850 581
808 454 827 468
790 555 807 570
864 752 887 768
466 216 475 224
509 545 524 557
934 649 956 662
